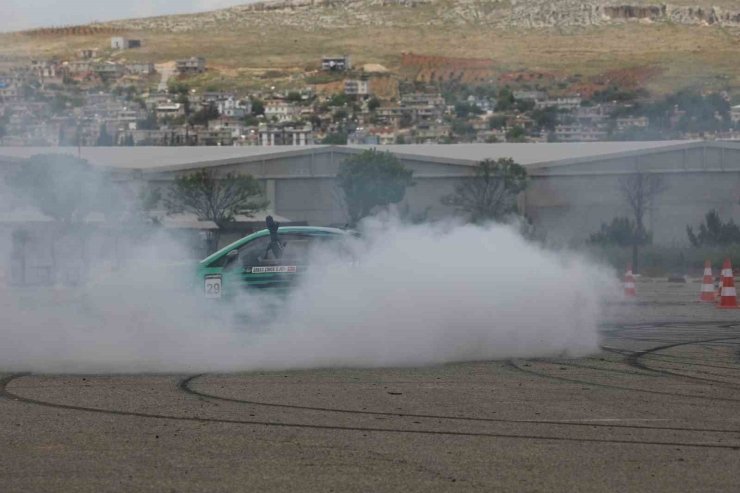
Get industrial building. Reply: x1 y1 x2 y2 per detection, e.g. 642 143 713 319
1 141 739 246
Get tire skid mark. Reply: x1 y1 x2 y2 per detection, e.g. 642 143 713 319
179 374 740 434
624 336 740 388
2 374 740 450
560 326 740 392
507 360 740 403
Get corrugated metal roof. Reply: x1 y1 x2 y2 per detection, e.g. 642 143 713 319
0 141 732 171
0 146 328 170
345 142 701 166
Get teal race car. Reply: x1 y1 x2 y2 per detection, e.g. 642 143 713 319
196 217 356 299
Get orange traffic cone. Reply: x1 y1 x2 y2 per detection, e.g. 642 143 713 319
699 260 716 302
623 264 636 298
715 265 725 303
717 258 739 309
716 273 724 303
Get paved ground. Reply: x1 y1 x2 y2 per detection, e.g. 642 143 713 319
1 280 740 492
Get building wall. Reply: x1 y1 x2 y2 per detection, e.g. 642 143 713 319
138 145 740 237
5 144 740 247
525 147 740 245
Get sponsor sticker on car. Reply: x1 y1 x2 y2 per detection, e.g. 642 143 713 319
251 266 297 274
204 274 222 299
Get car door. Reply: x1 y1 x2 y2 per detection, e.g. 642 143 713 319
240 233 314 292
220 234 272 297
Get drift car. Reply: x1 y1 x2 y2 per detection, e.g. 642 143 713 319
196 217 355 299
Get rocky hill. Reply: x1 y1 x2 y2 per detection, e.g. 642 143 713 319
4 1 740 97
105 1 740 32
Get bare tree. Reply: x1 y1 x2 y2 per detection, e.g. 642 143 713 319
441 158 528 223
618 172 667 273
165 169 269 253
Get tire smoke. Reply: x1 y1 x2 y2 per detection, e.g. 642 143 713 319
0 214 618 373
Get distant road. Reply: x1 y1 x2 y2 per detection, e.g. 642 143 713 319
157 63 175 92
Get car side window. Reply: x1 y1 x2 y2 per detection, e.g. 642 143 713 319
255 234 312 267
221 236 271 272
221 233 341 271
239 236 271 267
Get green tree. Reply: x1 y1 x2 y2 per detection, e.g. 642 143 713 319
244 115 260 126
454 102 483 118
330 93 350 107
322 132 348 145
51 94 70 114
496 88 515 111
593 85 639 104
176 94 191 115
6 154 122 273
588 217 649 248
399 112 413 128
336 149 414 226
251 99 265 116
333 109 348 123
532 107 559 131
515 99 535 113
687 210 740 247
1 107 13 125
506 125 527 142
488 115 507 130
286 91 302 102
96 125 114 146
58 125 67 146
451 119 475 139
441 158 528 223
168 81 190 95
138 112 159 130
367 97 381 111
308 114 322 129
189 102 220 127
164 169 269 253
124 85 137 101
11 229 32 285
5 154 116 223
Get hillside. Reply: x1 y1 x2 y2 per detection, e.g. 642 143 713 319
3 1 740 96
105 0 740 32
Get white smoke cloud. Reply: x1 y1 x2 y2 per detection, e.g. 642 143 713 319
0 213 617 373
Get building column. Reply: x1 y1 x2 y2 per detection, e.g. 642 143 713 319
518 191 527 217
265 179 276 213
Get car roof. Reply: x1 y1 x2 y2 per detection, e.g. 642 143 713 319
199 226 352 265
269 226 349 234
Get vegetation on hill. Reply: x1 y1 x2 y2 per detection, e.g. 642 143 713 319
3 0 740 95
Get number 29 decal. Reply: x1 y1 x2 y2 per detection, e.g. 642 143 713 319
205 274 222 299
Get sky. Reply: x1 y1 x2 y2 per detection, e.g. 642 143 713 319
0 0 253 32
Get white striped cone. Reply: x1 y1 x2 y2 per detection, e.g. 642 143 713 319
623 264 636 298
716 268 724 303
699 260 715 302
718 258 739 309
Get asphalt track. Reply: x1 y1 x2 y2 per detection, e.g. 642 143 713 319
2 283 740 491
